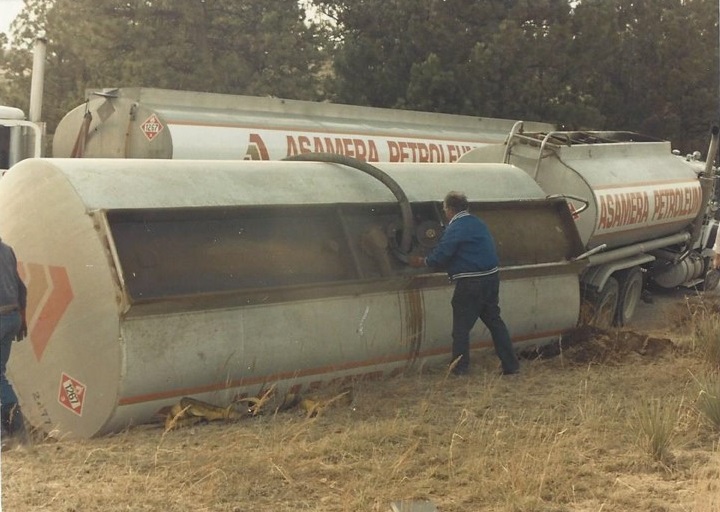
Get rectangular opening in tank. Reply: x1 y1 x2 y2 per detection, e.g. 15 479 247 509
104 199 583 304
106 203 422 301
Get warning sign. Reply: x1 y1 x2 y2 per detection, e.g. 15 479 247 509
58 372 86 416
140 113 164 141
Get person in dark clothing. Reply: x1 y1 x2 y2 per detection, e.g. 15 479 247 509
0 235 28 444
409 191 519 376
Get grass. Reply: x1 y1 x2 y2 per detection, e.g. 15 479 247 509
683 296 720 431
632 398 678 465
696 373 720 432
3 294 720 511
687 296 720 370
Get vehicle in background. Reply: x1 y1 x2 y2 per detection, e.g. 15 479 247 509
459 124 720 325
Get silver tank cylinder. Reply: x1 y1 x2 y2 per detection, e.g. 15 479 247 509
461 134 702 251
0 158 583 438
53 87 553 162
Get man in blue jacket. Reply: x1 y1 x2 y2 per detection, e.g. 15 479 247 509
0 235 28 443
409 191 519 376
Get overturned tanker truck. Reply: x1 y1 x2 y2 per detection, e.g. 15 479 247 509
459 124 720 326
0 156 584 438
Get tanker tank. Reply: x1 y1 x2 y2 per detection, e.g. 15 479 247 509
459 128 720 326
0 158 584 438
52 87 554 162
459 130 704 251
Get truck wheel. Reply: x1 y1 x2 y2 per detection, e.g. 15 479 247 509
614 267 643 326
591 277 619 328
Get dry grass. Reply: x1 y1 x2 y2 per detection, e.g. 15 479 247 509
632 398 679 466
686 297 720 371
3 295 720 511
696 374 720 432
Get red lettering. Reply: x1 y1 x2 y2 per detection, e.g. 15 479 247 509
598 195 609 229
606 195 615 226
399 142 410 162
315 137 329 153
247 133 270 160
299 135 311 153
418 143 429 162
407 142 418 162
429 144 443 162
353 139 367 161
368 141 379 162
388 141 400 162
286 135 299 157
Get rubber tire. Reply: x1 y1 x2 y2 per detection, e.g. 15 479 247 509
592 277 619 328
614 267 643 326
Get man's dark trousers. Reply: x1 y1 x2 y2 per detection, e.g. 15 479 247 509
450 273 519 374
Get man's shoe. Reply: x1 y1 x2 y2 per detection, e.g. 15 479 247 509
501 369 520 376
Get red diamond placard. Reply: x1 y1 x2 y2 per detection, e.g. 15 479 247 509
58 372 86 416
140 113 164 141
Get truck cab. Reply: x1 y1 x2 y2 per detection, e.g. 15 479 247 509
0 106 42 174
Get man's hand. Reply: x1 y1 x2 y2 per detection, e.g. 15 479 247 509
408 256 426 268
714 252 720 270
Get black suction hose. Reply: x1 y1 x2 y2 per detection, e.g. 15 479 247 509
283 153 413 261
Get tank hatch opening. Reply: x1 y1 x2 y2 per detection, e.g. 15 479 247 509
516 130 663 147
105 202 428 312
102 195 584 315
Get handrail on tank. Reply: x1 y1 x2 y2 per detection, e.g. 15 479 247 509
502 121 525 164
545 193 589 216
532 131 570 180
587 232 691 267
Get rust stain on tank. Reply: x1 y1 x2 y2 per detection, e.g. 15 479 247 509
400 288 425 367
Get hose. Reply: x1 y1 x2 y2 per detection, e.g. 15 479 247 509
283 153 414 261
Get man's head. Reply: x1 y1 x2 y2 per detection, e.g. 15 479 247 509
443 191 469 220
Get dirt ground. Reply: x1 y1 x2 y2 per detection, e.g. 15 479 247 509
1 286 719 512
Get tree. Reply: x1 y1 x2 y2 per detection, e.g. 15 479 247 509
569 0 718 152
317 0 718 154
1 0 329 133
315 0 520 111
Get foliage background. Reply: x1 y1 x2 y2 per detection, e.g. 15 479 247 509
0 0 718 154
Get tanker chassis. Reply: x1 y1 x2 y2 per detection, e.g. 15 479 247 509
459 125 720 326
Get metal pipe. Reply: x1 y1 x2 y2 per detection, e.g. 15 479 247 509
587 232 691 266
28 36 47 123
532 131 568 180
502 121 524 163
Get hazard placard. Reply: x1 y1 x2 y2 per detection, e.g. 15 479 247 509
140 113 164 141
58 372 86 416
